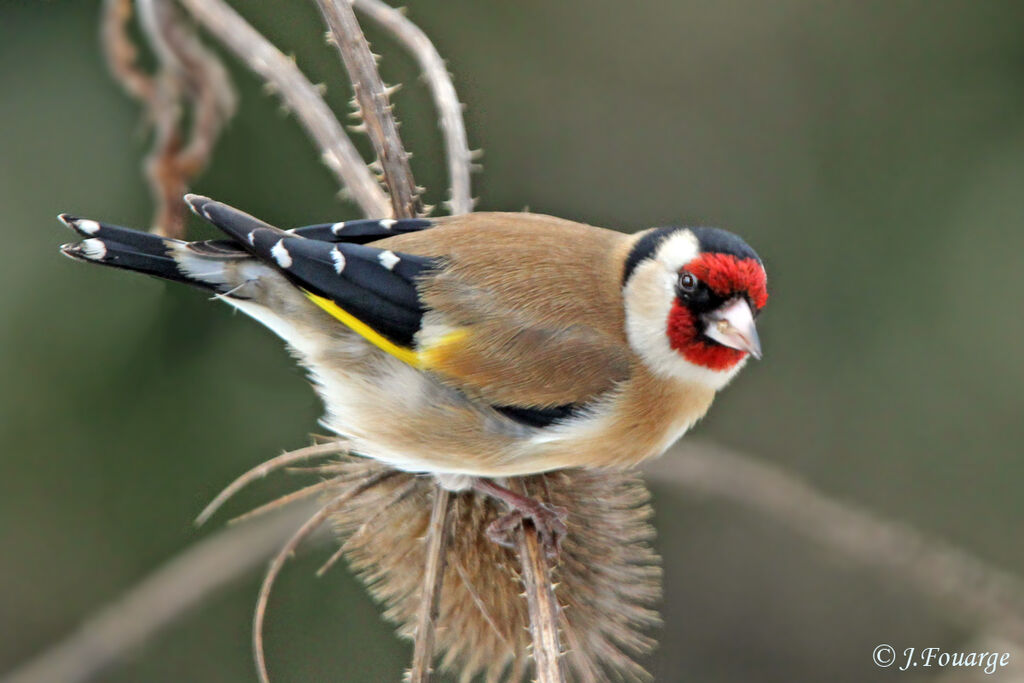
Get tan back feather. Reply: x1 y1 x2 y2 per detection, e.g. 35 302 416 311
375 213 636 407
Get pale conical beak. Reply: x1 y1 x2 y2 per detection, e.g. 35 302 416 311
702 297 762 359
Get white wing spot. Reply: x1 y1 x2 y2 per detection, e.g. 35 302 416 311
80 238 107 260
331 221 346 235
378 250 400 270
331 247 346 274
271 239 293 268
78 219 101 235
247 230 256 245
379 219 397 230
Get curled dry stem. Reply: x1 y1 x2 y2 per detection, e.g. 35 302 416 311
253 469 398 683
101 0 156 103
103 0 235 238
195 441 347 527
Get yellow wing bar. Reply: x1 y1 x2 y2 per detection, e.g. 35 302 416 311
304 291 466 369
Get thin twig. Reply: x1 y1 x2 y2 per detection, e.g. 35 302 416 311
196 441 347 526
0 501 322 683
353 0 473 214
314 0 422 218
227 478 339 526
510 478 566 683
407 487 452 683
253 470 397 683
177 0 391 217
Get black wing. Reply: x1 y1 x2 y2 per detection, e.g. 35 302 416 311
186 195 438 348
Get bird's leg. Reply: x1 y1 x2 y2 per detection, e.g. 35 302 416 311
474 478 568 557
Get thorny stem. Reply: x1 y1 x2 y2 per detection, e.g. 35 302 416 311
511 478 566 683
177 0 391 217
353 0 474 215
407 487 452 683
314 0 423 218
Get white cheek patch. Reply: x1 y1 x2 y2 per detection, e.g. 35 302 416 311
623 260 680 375
623 254 747 391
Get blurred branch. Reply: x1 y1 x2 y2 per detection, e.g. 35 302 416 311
406 488 451 683
101 0 155 102
353 0 474 214
252 471 396 683
136 0 235 182
0 501 323 683
176 0 390 217
648 440 1024 643
10 441 1024 683
102 0 235 238
314 0 422 218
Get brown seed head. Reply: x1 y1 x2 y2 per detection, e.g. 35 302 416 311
324 458 662 681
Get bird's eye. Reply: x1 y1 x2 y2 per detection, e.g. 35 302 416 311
678 272 698 295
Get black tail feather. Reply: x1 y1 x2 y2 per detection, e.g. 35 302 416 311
58 215 217 291
184 194 282 246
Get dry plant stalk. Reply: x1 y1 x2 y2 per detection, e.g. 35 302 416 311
177 0 391 217
408 488 452 683
510 478 567 683
316 0 423 218
353 0 474 214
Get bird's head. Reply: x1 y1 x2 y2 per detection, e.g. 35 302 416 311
622 226 768 390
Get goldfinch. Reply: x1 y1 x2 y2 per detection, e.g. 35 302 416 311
59 195 767 545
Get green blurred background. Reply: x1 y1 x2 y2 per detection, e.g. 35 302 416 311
2 1 1024 681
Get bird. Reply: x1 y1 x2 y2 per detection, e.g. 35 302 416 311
59 195 768 549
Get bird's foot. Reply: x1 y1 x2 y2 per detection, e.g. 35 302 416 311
475 479 568 558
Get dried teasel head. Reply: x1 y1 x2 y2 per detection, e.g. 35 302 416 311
322 457 663 682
